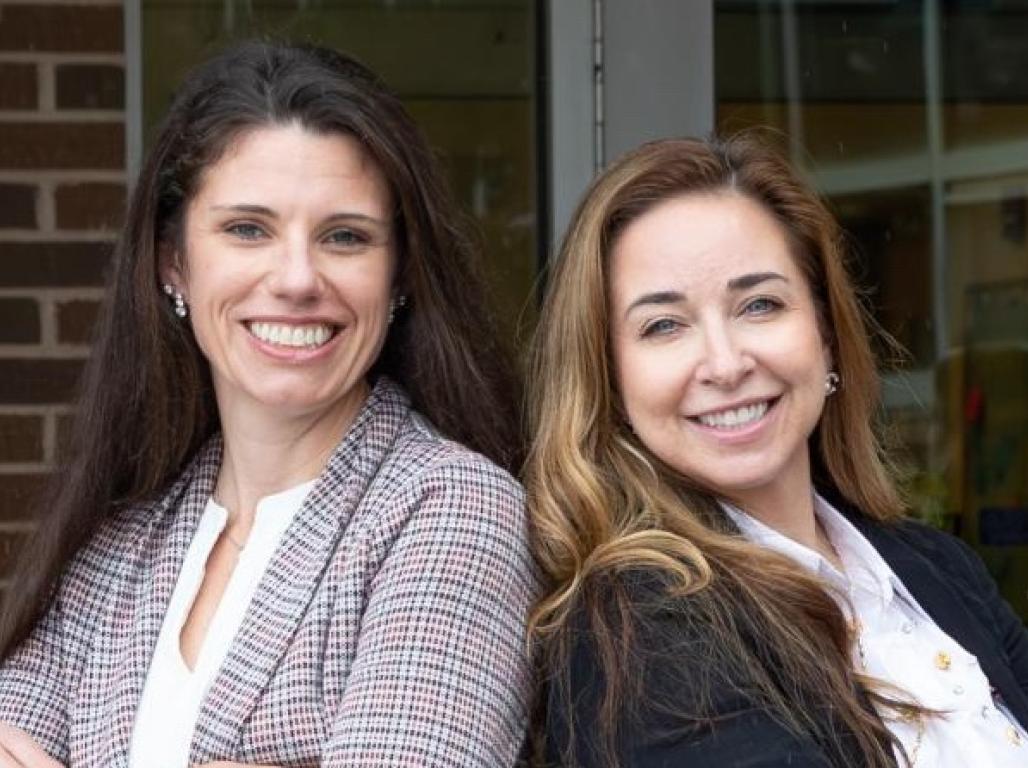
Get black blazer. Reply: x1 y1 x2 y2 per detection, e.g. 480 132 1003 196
545 514 1028 767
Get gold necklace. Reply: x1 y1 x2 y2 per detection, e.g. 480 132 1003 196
223 529 246 551
853 621 925 765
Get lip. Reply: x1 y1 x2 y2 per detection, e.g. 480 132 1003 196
687 396 780 419
686 396 780 445
243 314 341 326
242 316 344 363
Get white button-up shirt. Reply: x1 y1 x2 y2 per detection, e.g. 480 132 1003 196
129 480 314 768
724 494 1026 767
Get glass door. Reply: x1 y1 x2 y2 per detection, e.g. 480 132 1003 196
142 0 542 347
715 0 1028 618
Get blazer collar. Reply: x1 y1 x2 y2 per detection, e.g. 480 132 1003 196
188 377 412 762
104 432 223 765
843 508 1028 729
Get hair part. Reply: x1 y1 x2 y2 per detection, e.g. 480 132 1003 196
1 40 521 658
527 134 911 767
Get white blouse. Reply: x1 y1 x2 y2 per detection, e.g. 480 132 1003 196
129 481 314 768
724 494 1026 767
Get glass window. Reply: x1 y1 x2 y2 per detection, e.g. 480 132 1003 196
716 0 1028 618
142 0 542 345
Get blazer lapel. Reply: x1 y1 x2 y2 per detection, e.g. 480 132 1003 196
102 438 223 766
189 380 409 762
854 519 989 652
851 515 1028 728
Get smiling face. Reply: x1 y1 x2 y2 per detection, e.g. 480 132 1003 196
609 191 831 513
164 123 396 423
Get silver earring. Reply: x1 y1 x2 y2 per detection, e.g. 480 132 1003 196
162 283 188 319
388 295 407 325
825 371 840 396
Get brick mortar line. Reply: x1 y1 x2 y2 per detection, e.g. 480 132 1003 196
0 53 124 65
39 294 57 347
0 463 51 474
42 409 57 465
0 230 118 241
0 170 126 182
0 345 90 358
0 288 106 300
36 180 56 232
37 61 55 113
0 522 38 534
0 111 126 122
0 0 123 5
0 404 73 417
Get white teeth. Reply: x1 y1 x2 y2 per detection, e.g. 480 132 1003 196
697 401 769 429
247 322 335 349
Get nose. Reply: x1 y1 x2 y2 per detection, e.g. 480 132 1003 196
695 322 753 389
268 234 320 302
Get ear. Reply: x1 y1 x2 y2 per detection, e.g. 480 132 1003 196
157 241 184 293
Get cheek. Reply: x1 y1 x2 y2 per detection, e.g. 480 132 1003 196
327 258 394 307
614 342 689 422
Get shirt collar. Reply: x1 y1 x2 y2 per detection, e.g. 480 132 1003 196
722 493 929 619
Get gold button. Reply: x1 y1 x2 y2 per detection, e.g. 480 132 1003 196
934 650 952 670
1009 726 1023 746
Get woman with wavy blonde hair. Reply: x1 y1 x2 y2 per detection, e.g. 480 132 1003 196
526 135 1028 768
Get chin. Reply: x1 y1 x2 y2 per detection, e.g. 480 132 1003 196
686 467 782 498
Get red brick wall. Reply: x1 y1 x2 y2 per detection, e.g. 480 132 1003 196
0 0 125 587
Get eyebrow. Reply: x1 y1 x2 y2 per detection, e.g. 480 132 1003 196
209 204 389 228
624 290 685 318
727 271 788 291
622 272 789 319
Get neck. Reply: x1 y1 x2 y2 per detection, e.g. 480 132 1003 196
735 485 818 550
213 381 369 521
729 470 844 569
725 452 819 551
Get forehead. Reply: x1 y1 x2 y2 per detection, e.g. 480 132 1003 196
608 191 802 300
191 123 392 213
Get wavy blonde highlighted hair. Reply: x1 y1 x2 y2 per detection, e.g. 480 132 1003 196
526 135 911 767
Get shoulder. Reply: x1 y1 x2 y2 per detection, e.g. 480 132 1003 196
378 391 521 494
864 514 990 588
358 401 526 547
548 571 832 768
563 570 727 673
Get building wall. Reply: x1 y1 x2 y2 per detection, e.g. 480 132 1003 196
0 0 125 588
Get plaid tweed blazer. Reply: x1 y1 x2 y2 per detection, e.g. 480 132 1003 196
0 378 539 767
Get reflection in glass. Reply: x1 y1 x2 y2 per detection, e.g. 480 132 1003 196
716 0 1028 617
142 0 540 347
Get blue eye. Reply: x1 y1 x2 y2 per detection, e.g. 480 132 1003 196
324 229 367 247
226 222 265 241
744 296 782 315
641 318 681 337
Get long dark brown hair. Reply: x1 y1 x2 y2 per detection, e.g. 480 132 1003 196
1 40 521 658
527 135 913 767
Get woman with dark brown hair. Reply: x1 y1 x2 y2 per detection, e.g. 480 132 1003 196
0 41 537 767
526 135 1027 767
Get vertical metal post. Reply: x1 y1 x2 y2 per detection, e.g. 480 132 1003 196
124 0 143 187
602 0 714 162
780 0 804 165
548 0 599 250
924 0 948 360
